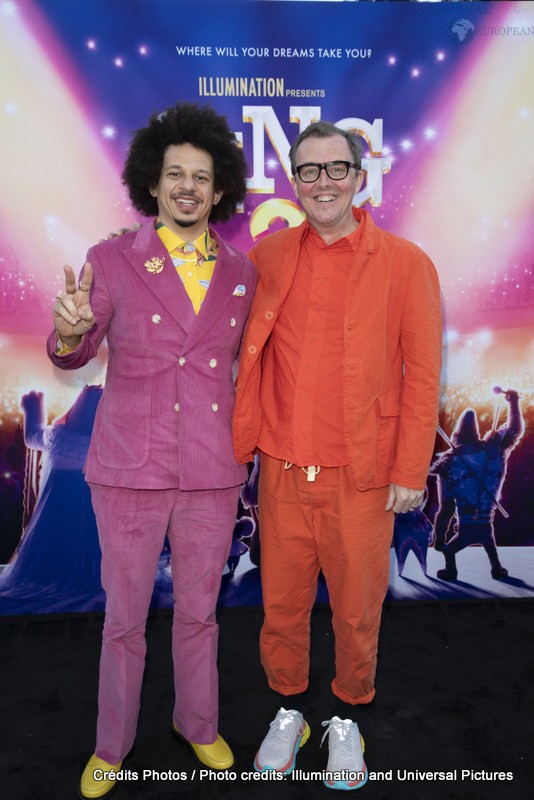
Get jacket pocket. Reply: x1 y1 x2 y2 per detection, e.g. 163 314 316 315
95 391 151 469
376 389 401 472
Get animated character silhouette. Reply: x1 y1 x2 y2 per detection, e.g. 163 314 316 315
238 454 260 565
431 389 524 581
0 435 25 565
227 516 254 575
0 386 105 613
392 507 433 576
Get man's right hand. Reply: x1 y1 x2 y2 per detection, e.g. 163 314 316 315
53 263 95 347
100 222 141 242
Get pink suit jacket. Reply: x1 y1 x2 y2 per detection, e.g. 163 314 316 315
48 222 256 491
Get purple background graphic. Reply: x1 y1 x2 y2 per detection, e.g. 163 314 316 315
1 0 533 612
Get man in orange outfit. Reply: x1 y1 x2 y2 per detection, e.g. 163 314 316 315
233 121 442 789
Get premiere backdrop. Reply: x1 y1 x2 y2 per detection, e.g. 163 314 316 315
0 0 533 614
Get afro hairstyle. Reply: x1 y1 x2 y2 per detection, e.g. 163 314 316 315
121 102 248 224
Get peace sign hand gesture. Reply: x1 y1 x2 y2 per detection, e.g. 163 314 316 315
53 263 95 348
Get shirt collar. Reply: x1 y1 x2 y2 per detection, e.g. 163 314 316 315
155 219 216 259
301 207 366 251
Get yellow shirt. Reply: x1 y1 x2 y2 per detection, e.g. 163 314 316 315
155 220 218 314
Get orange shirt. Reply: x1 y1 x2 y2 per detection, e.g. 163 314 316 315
258 222 363 466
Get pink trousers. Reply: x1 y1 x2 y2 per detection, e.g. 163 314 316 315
89 483 240 764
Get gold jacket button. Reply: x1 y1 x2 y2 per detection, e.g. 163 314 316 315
265 310 274 320
248 345 257 354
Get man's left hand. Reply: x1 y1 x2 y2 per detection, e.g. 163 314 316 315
385 484 424 514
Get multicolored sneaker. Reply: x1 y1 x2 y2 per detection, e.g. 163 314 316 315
321 716 368 790
254 707 310 774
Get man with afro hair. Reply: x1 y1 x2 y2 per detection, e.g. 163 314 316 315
49 102 255 799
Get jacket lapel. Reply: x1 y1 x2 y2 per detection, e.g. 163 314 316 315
181 233 246 352
123 223 196 333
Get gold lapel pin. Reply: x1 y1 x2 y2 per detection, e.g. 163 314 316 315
145 256 165 274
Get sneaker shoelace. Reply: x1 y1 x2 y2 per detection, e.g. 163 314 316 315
320 717 355 757
266 709 302 748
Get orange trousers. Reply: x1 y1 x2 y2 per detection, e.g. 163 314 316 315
258 453 393 705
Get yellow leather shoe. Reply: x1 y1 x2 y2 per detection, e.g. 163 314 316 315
173 725 234 770
79 754 122 799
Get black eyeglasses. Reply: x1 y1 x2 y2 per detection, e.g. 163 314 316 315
293 161 359 183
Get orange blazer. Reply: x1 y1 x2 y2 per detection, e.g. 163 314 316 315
233 209 442 491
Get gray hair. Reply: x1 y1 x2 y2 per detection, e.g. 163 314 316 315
289 121 362 174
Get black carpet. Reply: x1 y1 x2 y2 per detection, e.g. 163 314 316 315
1 600 533 800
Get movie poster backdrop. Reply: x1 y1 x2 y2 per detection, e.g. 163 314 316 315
1 0 533 614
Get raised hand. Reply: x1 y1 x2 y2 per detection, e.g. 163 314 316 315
20 389 44 416
20 390 46 448
493 386 520 402
53 263 95 347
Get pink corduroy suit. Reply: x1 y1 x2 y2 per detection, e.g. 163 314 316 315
48 222 255 762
